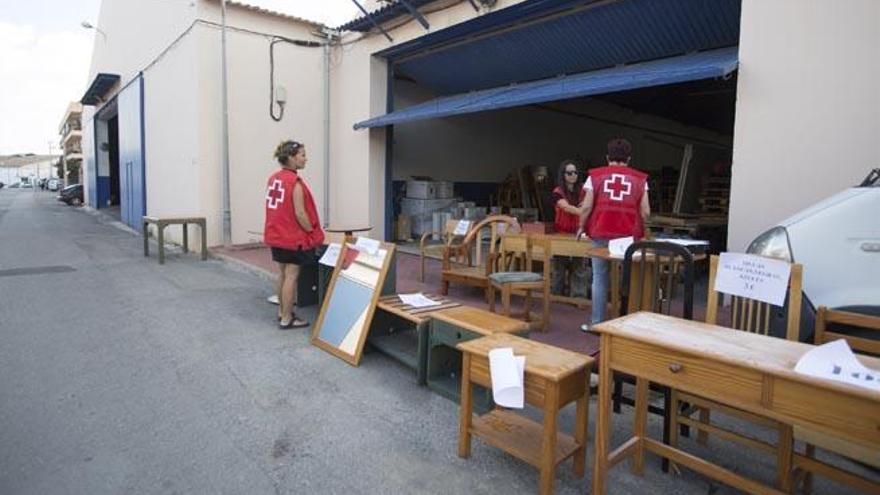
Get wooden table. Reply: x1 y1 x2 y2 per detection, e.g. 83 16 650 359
368 294 460 385
458 333 594 495
142 216 207 264
427 306 530 409
591 312 880 495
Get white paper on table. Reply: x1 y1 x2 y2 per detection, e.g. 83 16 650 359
714 252 792 307
398 293 441 308
354 236 380 256
318 243 342 267
795 340 880 392
453 220 471 236
488 347 526 409
608 236 635 258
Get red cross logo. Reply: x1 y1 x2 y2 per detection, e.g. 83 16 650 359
603 173 632 201
266 179 285 209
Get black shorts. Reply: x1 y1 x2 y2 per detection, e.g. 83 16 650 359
271 247 315 265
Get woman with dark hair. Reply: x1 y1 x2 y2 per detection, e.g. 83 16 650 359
264 140 325 329
549 159 589 299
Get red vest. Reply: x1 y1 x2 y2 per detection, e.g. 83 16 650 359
586 166 648 240
263 169 325 250
553 185 586 234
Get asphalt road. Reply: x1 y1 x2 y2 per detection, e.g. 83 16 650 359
0 190 867 494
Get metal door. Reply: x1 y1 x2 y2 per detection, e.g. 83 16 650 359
118 74 146 229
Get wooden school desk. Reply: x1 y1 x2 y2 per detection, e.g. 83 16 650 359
591 312 880 495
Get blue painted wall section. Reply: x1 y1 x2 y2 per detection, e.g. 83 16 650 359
85 119 98 208
118 74 146 230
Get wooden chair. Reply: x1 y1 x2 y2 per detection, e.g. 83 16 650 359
440 215 518 299
670 254 804 490
487 234 552 332
613 241 696 472
419 219 471 282
795 307 880 494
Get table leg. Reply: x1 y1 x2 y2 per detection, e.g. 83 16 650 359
610 262 621 317
540 382 560 495
633 377 648 475
592 334 613 495
182 223 188 253
458 353 473 459
777 424 794 491
200 221 207 261
573 376 588 478
157 223 166 265
143 220 149 257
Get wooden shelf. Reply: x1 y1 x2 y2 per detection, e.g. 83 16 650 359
470 409 580 468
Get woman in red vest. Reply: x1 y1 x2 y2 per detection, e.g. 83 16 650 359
264 140 325 329
549 159 589 298
578 138 650 331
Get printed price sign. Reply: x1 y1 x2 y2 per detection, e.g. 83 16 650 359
713 253 792 306
453 220 471 236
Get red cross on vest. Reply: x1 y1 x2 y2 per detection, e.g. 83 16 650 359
266 179 285 209
602 173 632 202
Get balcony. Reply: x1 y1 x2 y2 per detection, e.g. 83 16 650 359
62 130 82 147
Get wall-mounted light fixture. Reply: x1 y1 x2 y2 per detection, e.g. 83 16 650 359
80 21 107 41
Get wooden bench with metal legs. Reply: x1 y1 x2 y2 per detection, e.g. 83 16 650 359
142 216 207 265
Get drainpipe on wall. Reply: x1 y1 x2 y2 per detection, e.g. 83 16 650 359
220 0 232 245
321 29 338 228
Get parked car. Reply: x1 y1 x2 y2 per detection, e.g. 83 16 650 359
47 179 61 191
58 184 83 206
0 181 4 189
747 168 880 340
9 182 20 188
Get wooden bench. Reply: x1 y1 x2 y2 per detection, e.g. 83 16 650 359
142 216 207 265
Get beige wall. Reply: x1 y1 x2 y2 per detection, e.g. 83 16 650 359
729 0 880 250
329 0 528 240
143 31 201 233
195 2 327 246
88 0 198 86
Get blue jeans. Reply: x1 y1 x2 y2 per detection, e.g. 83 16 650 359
590 239 610 325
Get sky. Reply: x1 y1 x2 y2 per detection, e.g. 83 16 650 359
0 0 360 156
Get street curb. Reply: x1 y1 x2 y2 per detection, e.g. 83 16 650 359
210 250 279 284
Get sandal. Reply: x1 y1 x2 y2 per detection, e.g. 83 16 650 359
279 313 309 330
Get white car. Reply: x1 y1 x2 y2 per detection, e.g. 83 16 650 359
747 168 880 339
47 179 61 191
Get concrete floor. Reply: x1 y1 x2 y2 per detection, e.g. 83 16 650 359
0 189 872 494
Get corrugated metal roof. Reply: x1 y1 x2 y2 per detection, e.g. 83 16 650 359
394 0 741 95
356 47 738 128
338 0 438 31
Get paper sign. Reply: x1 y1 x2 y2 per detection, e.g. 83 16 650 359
795 340 880 392
318 243 342 267
497 223 507 235
453 220 471 236
714 252 792 307
354 236 380 256
398 293 441 308
608 236 634 258
488 347 526 409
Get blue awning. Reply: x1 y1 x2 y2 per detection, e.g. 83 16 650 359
80 73 121 105
354 47 737 130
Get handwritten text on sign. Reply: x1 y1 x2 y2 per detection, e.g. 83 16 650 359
713 253 792 307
